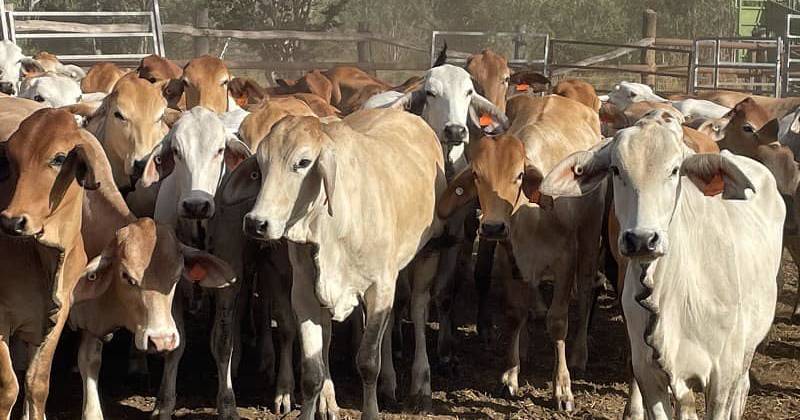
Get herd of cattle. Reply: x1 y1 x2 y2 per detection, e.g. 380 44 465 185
0 37 797 420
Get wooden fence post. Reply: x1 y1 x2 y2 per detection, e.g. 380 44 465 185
642 9 657 86
194 6 210 57
357 21 373 74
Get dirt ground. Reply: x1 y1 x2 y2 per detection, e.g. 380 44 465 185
29 253 800 419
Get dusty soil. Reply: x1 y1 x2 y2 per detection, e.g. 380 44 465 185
27 254 800 419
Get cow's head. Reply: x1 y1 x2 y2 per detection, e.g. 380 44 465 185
228 77 266 108
141 107 251 221
181 55 231 113
606 81 668 110
73 218 234 352
93 76 167 188
0 41 24 95
32 51 85 81
0 109 100 240
466 50 511 112
18 73 83 108
438 134 543 240
236 116 332 241
137 55 184 109
390 64 508 151
541 111 754 262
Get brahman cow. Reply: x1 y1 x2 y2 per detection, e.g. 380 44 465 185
31 51 86 81
0 41 24 94
179 55 232 113
541 113 783 420
71 218 234 420
224 109 445 419
553 79 601 111
438 94 604 411
0 109 102 420
81 62 127 94
136 54 184 110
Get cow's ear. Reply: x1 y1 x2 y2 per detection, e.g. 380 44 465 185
51 144 100 209
219 155 260 207
540 140 612 198
19 58 45 78
508 70 550 92
388 89 425 115
224 134 252 171
522 164 544 203
681 152 755 199
0 143 9 182
317 144 336 217
470 93 509 135
437 167 477 219
72 253 114 303
181 244 236 288
140 137 175 188
162 79 184 107
755 118 779 145
755 144 800 196
162 108 181 128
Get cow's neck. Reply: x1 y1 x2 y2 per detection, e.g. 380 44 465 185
69 291 121 337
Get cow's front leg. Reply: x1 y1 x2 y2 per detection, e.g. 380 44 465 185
548 260 574 412
0 335 18 420
378 311 397 406
78 331 104 420
211 284 240 420
358 280 395 420
23 307 69 420
152 294 186 419
270 267 296 416
500 273 530 397
408 252 438 413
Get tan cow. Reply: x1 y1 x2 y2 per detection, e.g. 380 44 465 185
32 51 86 81
237 97 317 149
0 96 46 140
465 49 511 112
81 62 127 94
553 79 601 112
439 94 604 411
324 66 392 114
0 109 99 420
180 55 232 113
271 69 334 104
136 54 185 110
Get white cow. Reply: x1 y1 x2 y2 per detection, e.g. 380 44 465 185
138 106 251 419
671 98 730 121
18 73 83 108
605 81 669 109
0 40 24 95
225 109 445 420
541 112 783 420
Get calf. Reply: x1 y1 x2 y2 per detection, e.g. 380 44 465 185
224 109 445 419
542 118 783 420
31 51 86 81
70 218 234 420
438 94 604 411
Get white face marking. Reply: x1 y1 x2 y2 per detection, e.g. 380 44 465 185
423 65 475 147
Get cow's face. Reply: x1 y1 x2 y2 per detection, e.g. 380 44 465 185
101 76 167 187
0 41 23 95
437 135 542 240
541 111 755 263
466 50 511 113
607 81 667 110
72 218 234 352
18 74 82 108
139 107 250 224
0 109 97 238
242 116 332 241
182 56 231 113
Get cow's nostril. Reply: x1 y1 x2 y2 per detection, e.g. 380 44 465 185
0 215 27 236
243 215 268 238
647 232 660 251
181 199 212 219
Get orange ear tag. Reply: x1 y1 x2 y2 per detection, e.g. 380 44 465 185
479 114 492 127
703 174 725 196
235 96 248 108
515 83 530 92
188 264 207 282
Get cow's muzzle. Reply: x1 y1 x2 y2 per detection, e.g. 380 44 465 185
0 213 32 237
243 214 269 240
179 191 215 220
479 221 509 241
443 123 467 146
0 82 15 95
620 229 664 259
145 331 180 353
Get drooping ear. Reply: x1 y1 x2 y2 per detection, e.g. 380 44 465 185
388 89 426 115
540 141 612 198
219 155 260 207
51 144 100 209
470 93 509 134
680 152 755 199
140 137 175 188
72 253 114 303
275 78 292 88
755 118 779 145
162 78 185 108
437 167 477 219
19 58 45 78
58 64 86 81
224 134 252 170
693 118 727 142
522 165 544 203
180 244 236 288
60 101 102 119
317 144 336 217
432 41 448 67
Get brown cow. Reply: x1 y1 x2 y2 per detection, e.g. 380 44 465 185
237 97 318 150
179 55 232 113
466 49 512 112
271 69 334 104
553 79 601 112
0 109 98 420
229 77 267 108
71 218 234 420
31 51 85 81
136 54 184 110
81 62 127 94
324 66 392 114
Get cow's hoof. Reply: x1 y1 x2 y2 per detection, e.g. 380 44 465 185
274 392 292 416
405 393 432 414
555 398 574 412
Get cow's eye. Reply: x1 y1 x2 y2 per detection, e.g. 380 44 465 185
147 77 156 83
221 80 229 86
121 271 137 287
426 91 436 98
742 124 755 134
294 158 312 170
517 172 524 181
114 111 127 122
172 148 181 160
216 148 225 156
503 76 510 83
33 95 45 103
629 92 637 98
466 89 474 96
670 167 679 177
50 153 67 167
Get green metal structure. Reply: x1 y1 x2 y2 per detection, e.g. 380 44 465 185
738 0 800 37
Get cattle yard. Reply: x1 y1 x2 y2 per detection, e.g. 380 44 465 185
1 1 800 420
